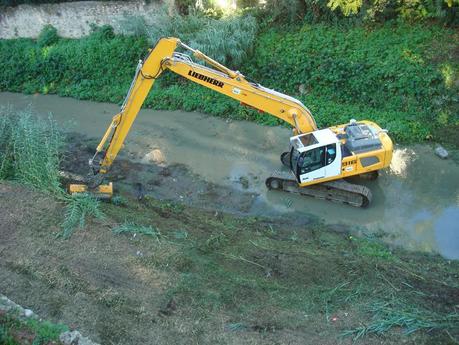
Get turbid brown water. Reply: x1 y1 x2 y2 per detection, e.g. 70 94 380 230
1 92 458 260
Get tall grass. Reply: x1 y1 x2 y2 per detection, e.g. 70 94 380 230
0 107 103 238
122 9 258 67
344 300 459 340
61 193 105 239
112 221 160 238
0 107 62 193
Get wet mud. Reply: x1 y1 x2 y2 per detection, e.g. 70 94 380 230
1 92 458 259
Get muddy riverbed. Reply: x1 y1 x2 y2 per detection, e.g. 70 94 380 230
1 92 458 259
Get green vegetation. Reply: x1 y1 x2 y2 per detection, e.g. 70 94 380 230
325 0 458 24
36 24 59 48
344 300 459 339
351 235 394 259
249 23 458 142
99 196 459 343
0 15 457 143
0 313 67 345
112 221 160 237
0 107 62 193
61 193 105 239
0 108 103 238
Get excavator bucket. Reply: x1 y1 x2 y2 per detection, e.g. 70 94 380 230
68 182 113 200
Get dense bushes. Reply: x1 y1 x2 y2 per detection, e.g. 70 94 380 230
0 20 457 142
36 24 59 47
1 0 123 6
248 23 458 140
257 0 458 25
0 26 150 102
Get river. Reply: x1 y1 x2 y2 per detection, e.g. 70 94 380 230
1 92 458 260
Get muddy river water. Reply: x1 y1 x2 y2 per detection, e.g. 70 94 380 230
1 92 458 260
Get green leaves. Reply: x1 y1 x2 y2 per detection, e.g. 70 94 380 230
248 22 457 141
60 193 105 239
37 25 59 48
0 18 456 143
0 108 63 193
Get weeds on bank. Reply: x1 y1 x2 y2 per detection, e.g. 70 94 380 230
60 193 105 239
0 108 61 192
0 108 104 238
343 300 459 340
351 235 395 260
0 312 67 345
113 221 160 238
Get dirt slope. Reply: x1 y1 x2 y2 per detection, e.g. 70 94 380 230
0 182 458 345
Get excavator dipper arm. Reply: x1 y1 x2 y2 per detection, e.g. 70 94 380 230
69 37 321 196
86 37 317 180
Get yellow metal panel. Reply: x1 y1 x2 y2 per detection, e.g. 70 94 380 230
98 38 180 172
164 58 318 134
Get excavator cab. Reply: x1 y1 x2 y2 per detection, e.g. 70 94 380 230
289 130 342 185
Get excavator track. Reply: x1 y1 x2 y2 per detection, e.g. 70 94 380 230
265 175 372 208
269 152 372 207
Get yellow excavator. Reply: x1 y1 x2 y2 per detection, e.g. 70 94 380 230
69 37 393 207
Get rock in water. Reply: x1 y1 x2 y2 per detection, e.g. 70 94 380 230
142 149 166 165
239 176 249 189
435 145 448 159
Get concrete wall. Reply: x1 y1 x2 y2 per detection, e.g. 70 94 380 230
0 0 173 39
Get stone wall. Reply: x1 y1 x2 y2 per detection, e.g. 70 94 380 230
0 0 173 39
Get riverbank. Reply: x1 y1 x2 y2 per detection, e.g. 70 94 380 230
0 20 457 145
1 181 458 345
2 92 459 260
1 94 458 344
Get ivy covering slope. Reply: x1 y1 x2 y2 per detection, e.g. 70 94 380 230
0 20 457 143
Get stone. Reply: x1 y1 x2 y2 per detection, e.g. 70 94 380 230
59 330 100 345
298 83 306 95
239 176 249 189
23 309 33 318
0 1 163 39
59 331 80 345
435 145 448 159
142 149 166 165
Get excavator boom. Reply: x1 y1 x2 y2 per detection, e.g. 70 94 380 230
85 37 317 176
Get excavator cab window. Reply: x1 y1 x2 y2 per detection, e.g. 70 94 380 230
290 146 325 180
326 144 337 165
291 144 337 182
298 147 326 174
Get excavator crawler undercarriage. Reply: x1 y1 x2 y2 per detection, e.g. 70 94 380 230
266 175 372 208
267 152 372 208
